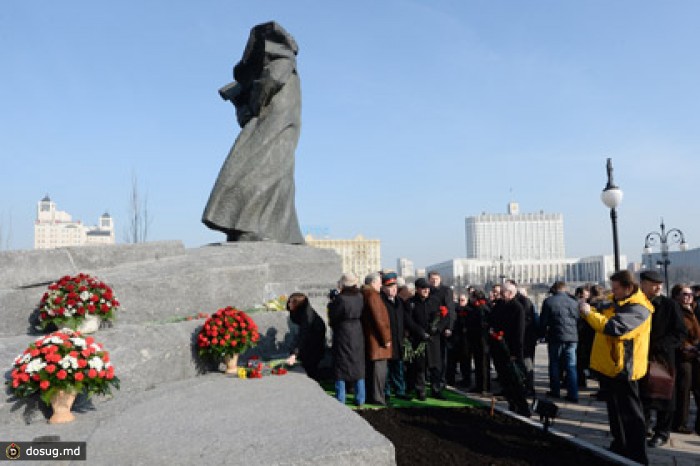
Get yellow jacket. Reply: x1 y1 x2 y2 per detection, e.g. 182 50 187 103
584 288 653 380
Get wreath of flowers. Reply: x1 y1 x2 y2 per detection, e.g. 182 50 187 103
7 329 119 405
37 273 120 330
197 307 260 361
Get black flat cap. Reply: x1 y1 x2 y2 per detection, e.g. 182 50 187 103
415 278 430 289
640 270 664 283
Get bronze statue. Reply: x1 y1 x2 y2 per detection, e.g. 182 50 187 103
202 21 304 244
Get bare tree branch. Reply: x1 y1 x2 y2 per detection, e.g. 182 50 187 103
124 173 152 243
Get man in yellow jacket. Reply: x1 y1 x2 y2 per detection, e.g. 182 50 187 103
579 270 652 465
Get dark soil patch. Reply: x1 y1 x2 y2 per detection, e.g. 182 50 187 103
358 406 620 466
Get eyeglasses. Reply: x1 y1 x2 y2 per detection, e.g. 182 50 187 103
682 292 694 297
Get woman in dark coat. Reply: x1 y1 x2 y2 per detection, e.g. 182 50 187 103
328 273 365 405
287 292 326 381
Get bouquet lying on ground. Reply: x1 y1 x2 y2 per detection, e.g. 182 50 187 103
7 329 119 405
236 356 290 379
37 273 120 330
249 295 288 312
197 307 260 361
403 306 449 362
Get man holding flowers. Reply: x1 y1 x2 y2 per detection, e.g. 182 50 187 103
405 278 449 400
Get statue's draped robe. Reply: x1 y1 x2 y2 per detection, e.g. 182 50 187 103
203 22 304 244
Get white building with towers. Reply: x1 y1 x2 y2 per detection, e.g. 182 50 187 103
34 195 115 249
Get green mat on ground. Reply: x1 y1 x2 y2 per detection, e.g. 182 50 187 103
319 381 478 409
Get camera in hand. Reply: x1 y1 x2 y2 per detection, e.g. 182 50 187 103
328 289 340 301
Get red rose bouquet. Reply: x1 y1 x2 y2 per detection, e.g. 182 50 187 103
197 307 260 362
7 329 120 405
236 356 290 379
37 273 120 330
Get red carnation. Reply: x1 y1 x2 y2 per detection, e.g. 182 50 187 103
88 369 98 378
56 370 67 380
40 380 50 390
78 359 87 368
74 372 85 381
45 364 56 374
440 306 448 318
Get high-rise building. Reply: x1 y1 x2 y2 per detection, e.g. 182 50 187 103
465 202 565 261
429 202 625 288
397 258 414 278
305 234 380 280
34 195 115 249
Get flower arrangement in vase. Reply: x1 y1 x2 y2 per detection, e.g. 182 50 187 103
197 307 260 373
37 273 120 333
7 329 120 423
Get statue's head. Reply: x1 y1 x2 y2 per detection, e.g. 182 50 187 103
234 21 298 84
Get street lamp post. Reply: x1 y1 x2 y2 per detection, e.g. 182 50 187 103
600 158 624 271
644 219 688 295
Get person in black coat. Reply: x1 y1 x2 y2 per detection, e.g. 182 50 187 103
405 278 450 400
465 289 491 393
489 282 530 416
639 271 687 448
446 293 471 387
286 292 327 381
507 279 537 395
380 271 410 400
429 271 455 389
328 273 366 405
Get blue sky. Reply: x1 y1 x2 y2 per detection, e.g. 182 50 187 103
1 1 699 269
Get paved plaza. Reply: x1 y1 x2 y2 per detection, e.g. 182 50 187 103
460 343 700 465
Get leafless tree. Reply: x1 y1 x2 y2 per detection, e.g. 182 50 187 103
124 173 151 243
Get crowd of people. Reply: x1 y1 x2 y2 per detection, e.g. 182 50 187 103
284 269 700 466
